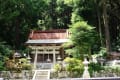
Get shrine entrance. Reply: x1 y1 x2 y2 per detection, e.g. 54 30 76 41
29 45 64 69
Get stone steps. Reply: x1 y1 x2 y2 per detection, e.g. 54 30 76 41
32 70 50 80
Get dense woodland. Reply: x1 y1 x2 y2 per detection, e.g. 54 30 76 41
0 0 120 58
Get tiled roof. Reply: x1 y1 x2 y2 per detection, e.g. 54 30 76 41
29 29 68 40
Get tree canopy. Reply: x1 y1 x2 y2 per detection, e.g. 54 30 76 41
0 0 120 54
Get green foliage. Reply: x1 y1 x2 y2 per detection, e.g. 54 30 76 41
71 12 83 23
0 0 36 49
54 63 62 72
103 66 120 76
92 47 107 59
0 61 5 71
64 21 98 59
98 47 107 58
64 57 84 77
0 42 12 56
88 62 104 77
0 0 119 53
20 58 32 70
6 58 32 72
0 0 72 49
64 0 82 8
0 42 12 71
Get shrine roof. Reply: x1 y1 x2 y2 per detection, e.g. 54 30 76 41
26 29 69 44
29 29 68 40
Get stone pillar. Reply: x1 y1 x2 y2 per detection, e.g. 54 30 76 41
34 48 38 69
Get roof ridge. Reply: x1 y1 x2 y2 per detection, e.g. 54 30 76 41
33 29 67 33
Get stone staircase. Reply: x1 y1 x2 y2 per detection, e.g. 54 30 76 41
32 70 50 80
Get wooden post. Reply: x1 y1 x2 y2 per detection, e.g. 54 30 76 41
61 48 64 60
53 48 56 65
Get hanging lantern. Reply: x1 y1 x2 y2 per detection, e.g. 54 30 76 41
57 55 62 63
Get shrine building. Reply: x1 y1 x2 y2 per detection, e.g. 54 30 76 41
26 29 69 69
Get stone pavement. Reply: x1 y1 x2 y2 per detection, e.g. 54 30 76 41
4 77 120 80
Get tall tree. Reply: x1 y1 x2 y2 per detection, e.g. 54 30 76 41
63 0 99 59
0 0 119 53
65 21 98 59
0 0 37 49
108 0 120 51
102 0 111 53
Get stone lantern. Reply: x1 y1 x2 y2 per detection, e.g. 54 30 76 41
13 51 21 63
13 51 22 76
14 52 21 59
82 58 90 78
97 57 105 66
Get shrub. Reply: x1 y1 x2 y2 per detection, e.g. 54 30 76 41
88 62 104 77
20 58 33 70
5 58 32 72
64 57 84 77
103 66 120 77
54 63 62 72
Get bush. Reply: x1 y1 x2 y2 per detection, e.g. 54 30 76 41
22 64 32 70
88 62 104 77
64 57 84 77
103 66 120 77
54 63 62 72
0 42 12 71
20 58 33 70
5 58 32 72
0 61 6 71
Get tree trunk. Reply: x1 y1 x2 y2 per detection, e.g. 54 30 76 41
102 0 111 54
15 18 21 49
95 0 104 47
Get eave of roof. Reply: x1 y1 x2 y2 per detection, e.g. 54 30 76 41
26 39 69 44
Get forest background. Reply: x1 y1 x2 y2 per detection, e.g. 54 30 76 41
0 0 120 62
